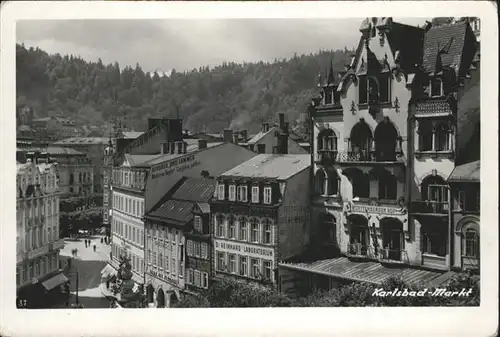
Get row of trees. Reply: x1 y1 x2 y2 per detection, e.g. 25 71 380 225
16 43 352 133
173 271 480 308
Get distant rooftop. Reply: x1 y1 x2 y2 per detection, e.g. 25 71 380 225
120 131 144 139
221 154 310 180
53 137 108 145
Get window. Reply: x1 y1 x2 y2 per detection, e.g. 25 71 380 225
457 190 466 210
263 187 272 204
430 77 443 97
158 253 163 269
133 200 136 215
418 121 433 151
194 270 201 287
187 240 193 256
251 219 259 243
165 256 169 271
179 262 184 278
257 144 266 154
263 260 272 281
217 252 226 271
202 272 209 289
237 185 248 202
421 224 447 257
148 250 151 263
239 218 248 241
187 268 194 284
228 254 236 273
133 228 136 243
194 216 202 232
250 258 260 278
378 172 397 200
379 72 391 103
171 258 176 275
218 184 225 200
263 220 272 244
228 216 236 239
251 186 259 203
436 123 451 151
239 256 247 276
195 242 201 258
201 243 208 259
153 252 157 266
462 228 480 257
216 216 225 237
229 185 236 201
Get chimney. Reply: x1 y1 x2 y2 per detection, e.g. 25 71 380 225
278 113 285 129
170 141 175 154
276 122 289 155
262 123 269 133
223 129 233 143
183 141 188 154
161 142 169 155
198 139 207 150
177 141 183 154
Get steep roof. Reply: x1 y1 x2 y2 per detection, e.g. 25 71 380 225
448 160 480 183
422 21 476 78
247 126 276 145
221 154 310 180
147 177 217 225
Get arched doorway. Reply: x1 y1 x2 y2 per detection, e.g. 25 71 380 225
348 214 369 256
156 288 165 308
146 284 154 304
456 218 480 271
380 218 404 261
374 119 399 161
349 120 373 160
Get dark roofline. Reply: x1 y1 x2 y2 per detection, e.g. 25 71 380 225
146 177 189 215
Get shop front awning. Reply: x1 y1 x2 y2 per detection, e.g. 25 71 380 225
101 264 117 279
41 273 69 291
279 257 457 286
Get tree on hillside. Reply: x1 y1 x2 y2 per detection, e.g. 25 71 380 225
16 44 352 133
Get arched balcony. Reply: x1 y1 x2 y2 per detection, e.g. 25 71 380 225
411 174 449 215
314 168 339 197
315 129 338 165
374 119 402 161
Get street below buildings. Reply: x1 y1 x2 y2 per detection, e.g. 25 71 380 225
57 235 112 308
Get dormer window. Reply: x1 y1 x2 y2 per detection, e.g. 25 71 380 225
194 215 202 232
237 185 248 202
263 187 272 204
218 183 225 201
430 77 444 97
228 184 236 201
324 89 333 105
251 186 259 203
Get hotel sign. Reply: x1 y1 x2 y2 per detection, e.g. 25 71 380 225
214 239 274 258
152 155 201 179
344 202 407 216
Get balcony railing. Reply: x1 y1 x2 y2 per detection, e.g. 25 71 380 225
346 243 376 260
378 248 409 265
411 201 449 215
314 150 337 165
336 150 404 164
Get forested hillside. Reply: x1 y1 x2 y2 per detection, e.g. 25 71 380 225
16 43 352 133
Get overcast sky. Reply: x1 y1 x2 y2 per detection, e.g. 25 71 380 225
17 18 430 74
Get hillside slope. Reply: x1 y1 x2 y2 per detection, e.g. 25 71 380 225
16 44 352 133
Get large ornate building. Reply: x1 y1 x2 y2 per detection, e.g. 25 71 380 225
279 17 480 296
16 156 66 308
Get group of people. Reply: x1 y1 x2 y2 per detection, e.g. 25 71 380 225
83 236 111 252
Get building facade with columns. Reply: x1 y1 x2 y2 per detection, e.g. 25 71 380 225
16 157 66 308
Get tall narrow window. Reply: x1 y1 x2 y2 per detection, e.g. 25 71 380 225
430 78 443 97
239 217 248 241
218 184 225 200
216 215 225 237
217 252 226 271
436 123 451 151
462 228 480 257
228 254 236 273
250 258 260 278
263 260 272 281
229 185 236 201
194 216 202 232
263 187 272 204
263 220 272 244
251 186 259 203
239 256 248 276
228 216 236 239
418 121 433 151
251 219 259 243
238 185 248 202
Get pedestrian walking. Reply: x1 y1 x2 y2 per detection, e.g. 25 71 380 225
84 240 87 248
100 237 103 244
93 244 96 252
